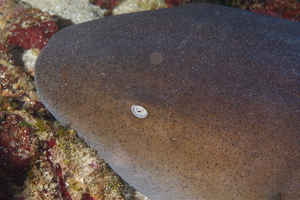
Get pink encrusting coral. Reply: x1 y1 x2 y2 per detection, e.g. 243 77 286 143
6 8 58 50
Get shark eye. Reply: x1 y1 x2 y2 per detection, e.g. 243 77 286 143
131 105 148 118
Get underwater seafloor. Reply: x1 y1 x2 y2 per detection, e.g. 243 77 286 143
0 0 299 199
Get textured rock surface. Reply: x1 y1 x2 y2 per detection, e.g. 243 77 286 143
22 0 106 24
112 0 167 15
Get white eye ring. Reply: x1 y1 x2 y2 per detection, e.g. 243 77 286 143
131 105 148 118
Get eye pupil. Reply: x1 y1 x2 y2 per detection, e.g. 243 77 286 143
131 105 148 118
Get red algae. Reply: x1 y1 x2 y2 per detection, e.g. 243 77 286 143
249 0 300 21
56 163 73 200
90 161 102 170
6 8 58 50
93 0 120 12
0 2 56 60
82 193 97 200
48 138 56 148
0 113 34 198
166 0 186 7
0 114 32 175
45 138 72 200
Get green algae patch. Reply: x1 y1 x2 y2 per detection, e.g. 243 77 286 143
55 125 67 137
19 120 32 128
34 118 47 132
69 180 82 191
0 97 9 111
10 101 18 109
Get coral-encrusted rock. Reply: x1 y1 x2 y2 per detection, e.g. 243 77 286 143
249 0 300 21
6 8 58 50
0 113 34 198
